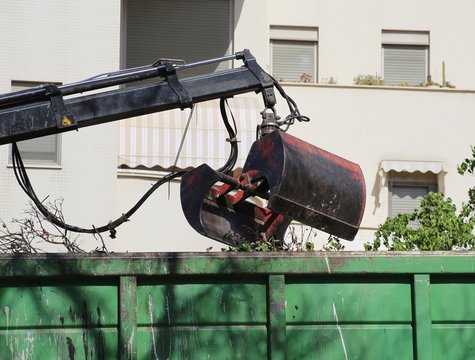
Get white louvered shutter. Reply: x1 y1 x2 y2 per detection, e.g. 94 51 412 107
118 97 260 170
271 40 316 83
15 136 60 165
10 81 60 166
383 45 427 86
126 0 231 77
390 185 429 217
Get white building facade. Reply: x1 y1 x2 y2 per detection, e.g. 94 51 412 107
1 0 474 251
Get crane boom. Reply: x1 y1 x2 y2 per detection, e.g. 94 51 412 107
0 50 275 145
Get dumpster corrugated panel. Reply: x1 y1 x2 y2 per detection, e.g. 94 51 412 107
286 325 414 359
431 275 475 360
136 278 268 359
285 275 414 359
0 252 474 359
0 278 118 358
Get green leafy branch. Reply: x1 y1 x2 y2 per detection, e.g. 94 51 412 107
366 145 475 251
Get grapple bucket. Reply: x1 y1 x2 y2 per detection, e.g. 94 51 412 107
180 130 365 245
243 131 366 240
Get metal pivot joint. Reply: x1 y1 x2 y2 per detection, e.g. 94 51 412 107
258 107 282 136
44 84 77 129
240 49 277 109
157 61 193 110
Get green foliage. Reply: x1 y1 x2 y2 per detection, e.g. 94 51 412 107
323 235 345 251
442 61 446 87
366 146 475 251
321 76 337 84
365 193 475 251
225 239 276 252
458 145 475 228
223 226 317 252
353 74 384 86
305 241 316 251
458 145 475 175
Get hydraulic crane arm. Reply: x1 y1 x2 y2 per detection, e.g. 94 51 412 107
0 50 276 145
0 49 366 245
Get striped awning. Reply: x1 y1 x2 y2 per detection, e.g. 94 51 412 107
118 97 261 171
381 160 443 174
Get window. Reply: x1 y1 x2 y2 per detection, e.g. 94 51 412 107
118 97 261 171
270 26 318 83
9 81 61 167
381 160 442 224
386 170 438 218
390 178 437 229
121 0 239 172
382 30 429 86
125 0 232 78
390 182 436 217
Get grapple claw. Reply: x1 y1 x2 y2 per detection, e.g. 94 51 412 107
180 164 291 245
180 130 365 245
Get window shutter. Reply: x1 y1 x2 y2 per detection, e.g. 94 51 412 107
126 0 231 77
10 81 61 166
15 135 59 165
390 185 429 217
271 40 316 83
118 97 260 171
383 45 427 85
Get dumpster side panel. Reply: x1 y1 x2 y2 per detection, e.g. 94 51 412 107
431 275 475 360
135 277 268 359
0 278 118 358
285 275 414 359
0 253 474 359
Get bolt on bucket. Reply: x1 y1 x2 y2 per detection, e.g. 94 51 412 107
180 130 365 245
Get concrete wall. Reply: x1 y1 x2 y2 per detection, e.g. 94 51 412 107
0 0 122 251
114 174 217 252
268 0 475 89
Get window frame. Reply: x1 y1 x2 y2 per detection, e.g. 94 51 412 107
381 30 430 86
388 171 438 218
124 0 233 78
270 25 318 84
8 81 62 169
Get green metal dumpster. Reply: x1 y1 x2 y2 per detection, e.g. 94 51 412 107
0 252 474 359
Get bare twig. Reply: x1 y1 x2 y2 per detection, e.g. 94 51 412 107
0 199 108 253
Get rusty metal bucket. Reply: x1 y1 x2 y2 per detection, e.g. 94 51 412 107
180 130 365 245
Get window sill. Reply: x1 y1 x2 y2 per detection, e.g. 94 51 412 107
117 168 178 181
7 164 62 170
279 82 475 93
